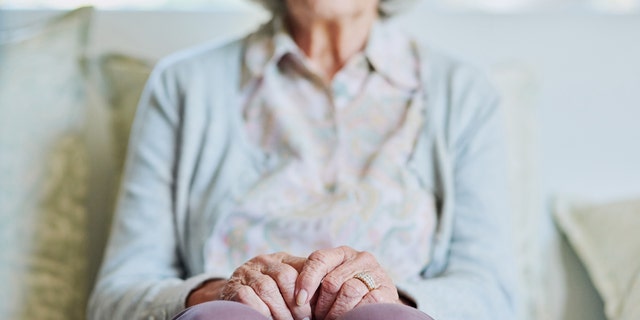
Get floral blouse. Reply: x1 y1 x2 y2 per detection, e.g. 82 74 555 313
204 18 437 282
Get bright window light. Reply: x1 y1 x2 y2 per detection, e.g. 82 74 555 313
1 0 256 10
436 0 639 12
2 0 638 12
592 0 640 11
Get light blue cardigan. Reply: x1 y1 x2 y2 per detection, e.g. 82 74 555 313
88 35 518 320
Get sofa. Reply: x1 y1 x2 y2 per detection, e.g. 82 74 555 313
1 6 638 320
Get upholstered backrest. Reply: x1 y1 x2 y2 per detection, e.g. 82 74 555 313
0 8 92 320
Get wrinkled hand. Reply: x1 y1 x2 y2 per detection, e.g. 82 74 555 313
219 252 311 320
295 246 401 320
186 278 227 308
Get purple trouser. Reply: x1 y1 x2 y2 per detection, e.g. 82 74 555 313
173 301 433 320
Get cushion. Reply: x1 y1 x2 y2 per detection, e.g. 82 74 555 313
490 64 544 320
555 198 640 320
99 53 152 172
0 7 92 320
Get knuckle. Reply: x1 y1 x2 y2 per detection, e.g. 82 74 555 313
338 245 353 253
254 278 279 297
303 261 323 276
220 286 234 300
249 255 268 265
309 249 331 264
358 251 376 264
321 275 343 294
274 265 297 285
302 260 325 278
273 251 287 260
341 280 365 299
221 279 244 300
366 290 387 304
235 286 254 303
246 256 260 265
326 301 350 320
384 284 400 300
230 266 247 279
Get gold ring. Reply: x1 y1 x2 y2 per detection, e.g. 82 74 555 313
353 272 378 291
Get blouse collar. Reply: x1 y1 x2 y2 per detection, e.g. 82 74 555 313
244 16 419 90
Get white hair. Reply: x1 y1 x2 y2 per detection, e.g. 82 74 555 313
252 0 419 18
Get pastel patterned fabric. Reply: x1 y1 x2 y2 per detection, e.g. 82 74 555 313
204 19 437 282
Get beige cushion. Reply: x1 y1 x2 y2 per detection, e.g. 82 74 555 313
99 53 152 172
0 7 92 320
555 198 640 320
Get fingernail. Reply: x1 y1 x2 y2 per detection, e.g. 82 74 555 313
302 317 310 320
296 289 308 306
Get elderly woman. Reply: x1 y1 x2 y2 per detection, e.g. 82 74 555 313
89 0 517 319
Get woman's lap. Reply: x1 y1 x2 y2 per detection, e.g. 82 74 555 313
172 301 267 320
337 303 434 320
173 301 433 320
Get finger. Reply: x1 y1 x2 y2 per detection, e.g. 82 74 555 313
353 272 401 309
356 287 399 307
322 278 369 320
281 255 307 272
313 251 377 318
296 246 357 306
245 269 294 320
263 262 312 320
322 251 379 287
222 282 271 318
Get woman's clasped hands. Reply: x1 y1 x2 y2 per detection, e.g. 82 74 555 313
186 246 402 320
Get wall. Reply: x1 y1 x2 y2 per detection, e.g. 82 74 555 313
6 7 638 201
397 9 640 202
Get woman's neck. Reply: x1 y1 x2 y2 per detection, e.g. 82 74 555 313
286 10 378 83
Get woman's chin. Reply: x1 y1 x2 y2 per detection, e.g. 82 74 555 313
286 0 378 21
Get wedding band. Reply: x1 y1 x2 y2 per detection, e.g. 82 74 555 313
353 272 378 291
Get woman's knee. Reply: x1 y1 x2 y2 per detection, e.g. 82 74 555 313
172 301 269 320
338 303 434 320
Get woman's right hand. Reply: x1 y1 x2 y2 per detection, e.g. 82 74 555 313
187 252 311 320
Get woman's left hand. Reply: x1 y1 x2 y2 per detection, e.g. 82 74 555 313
295 246 401 320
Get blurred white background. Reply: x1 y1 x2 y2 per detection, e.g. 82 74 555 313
4 0 639 253
3 0 640 13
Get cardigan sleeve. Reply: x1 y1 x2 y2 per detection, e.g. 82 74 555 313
87 62 214 320
396 65 518 320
